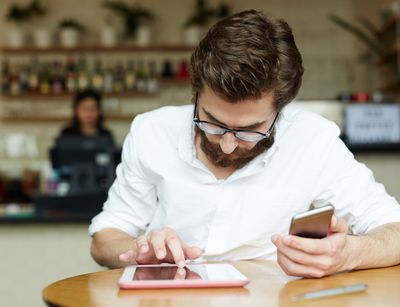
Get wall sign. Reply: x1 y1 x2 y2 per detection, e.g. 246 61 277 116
345 104 400 144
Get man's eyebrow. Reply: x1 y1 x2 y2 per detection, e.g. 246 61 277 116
202 107 267 130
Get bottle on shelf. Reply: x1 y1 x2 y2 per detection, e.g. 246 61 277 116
0 55 189 97
113 62 125 93
65 56 78 93
177 60 190 79
103 66 114 94
77 57 90 91
0 59 11 94
92 59 104 92
19 65 29 93
124 60 137 92
51 61 65 95
147 60 159 93
39 63 51 95
28 57 40 93
161 60 174 78
10 65 21 95
136 60 148 92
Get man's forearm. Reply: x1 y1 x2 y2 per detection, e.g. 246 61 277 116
346 222 400 270
91 228 137 268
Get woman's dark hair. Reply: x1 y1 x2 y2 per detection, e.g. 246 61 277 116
190 10 304 110
71 88 104 130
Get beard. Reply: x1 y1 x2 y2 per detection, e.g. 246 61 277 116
196 127 275 170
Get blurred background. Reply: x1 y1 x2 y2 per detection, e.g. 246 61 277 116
0 0 399 306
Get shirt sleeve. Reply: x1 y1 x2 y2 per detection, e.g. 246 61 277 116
88 115 157 237
313 131 400 235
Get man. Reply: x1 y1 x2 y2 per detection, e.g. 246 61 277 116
89 10 400 278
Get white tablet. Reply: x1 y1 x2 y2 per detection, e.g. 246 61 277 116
118 263 250 289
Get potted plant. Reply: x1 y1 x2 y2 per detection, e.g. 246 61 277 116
103 1 155 46
27 0 51 48
328 13 399 92
5 5 28 48
5 0 48 48
182 0 231 45
100 15 118 47
183 0 214 45
58 19 85 48
214 2 231 21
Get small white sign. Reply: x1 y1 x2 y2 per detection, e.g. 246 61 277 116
345 104 400 144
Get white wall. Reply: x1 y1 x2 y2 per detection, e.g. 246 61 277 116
0 223 102 307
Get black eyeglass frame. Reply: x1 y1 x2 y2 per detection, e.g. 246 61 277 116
193 93 279 142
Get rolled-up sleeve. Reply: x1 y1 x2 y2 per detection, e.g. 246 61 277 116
313 134 400 235
89 115 157 237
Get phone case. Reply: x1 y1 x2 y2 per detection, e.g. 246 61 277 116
289 204 334 239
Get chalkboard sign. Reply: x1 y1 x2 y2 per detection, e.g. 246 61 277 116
345 104 400 144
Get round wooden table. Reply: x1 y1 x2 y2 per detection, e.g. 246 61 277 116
43 261 400 307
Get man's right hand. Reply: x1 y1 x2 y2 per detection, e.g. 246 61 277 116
119 227 202 268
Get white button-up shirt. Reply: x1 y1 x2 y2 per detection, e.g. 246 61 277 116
89 105 400 261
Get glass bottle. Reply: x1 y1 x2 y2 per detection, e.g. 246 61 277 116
92 59 104 92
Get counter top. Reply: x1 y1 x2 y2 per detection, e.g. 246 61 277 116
0 211 94 224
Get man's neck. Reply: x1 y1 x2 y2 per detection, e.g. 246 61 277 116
195 134 236 180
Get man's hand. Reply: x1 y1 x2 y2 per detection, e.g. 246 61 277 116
271 215 351 278
119 227 202 268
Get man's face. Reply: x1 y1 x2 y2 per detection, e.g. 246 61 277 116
195 87 277 169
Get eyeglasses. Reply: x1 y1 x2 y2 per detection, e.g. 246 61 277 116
193 97 279 143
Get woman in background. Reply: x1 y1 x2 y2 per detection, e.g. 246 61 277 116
61 88 114 142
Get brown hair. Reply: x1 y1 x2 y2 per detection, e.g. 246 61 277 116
190 10 304 110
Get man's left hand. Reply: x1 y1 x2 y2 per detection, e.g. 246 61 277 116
271 215 352 278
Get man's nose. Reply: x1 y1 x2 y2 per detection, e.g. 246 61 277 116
219 132 238 154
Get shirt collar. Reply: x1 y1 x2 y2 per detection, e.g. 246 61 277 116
178 105 197 164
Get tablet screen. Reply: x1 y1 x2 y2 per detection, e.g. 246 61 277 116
133 266 203 280
119 264 250 288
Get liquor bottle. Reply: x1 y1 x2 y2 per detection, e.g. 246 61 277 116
77 57 90 91
147 60 159 93
51 61 65 95
19 65 29 93
65 56 77 93
92 59 104 91
113 62 124 93
28 57 40 93
39 63 51 95
136 60 148 92
161 60 174 78
177 60 190 79
103 66 114 94
1 59 11 94
124 60 136 92
10 65 21 95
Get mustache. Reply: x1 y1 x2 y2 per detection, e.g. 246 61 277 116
196 127 275 169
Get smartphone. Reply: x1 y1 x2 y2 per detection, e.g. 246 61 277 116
289 204 334 239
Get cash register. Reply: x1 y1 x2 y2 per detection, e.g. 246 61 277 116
34 135 120 219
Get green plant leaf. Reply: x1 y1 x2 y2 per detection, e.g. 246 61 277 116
328 14 382 56
328 13 399 79
58 19 85 32
103 1 155 37
358 16 380 40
